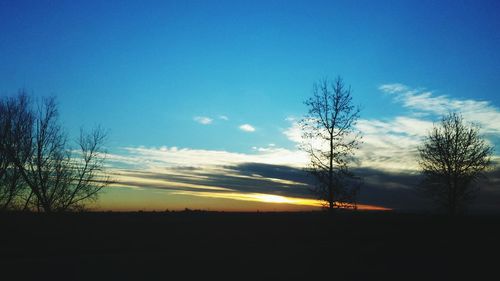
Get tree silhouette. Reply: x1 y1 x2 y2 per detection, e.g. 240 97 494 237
418 112 494 215
1 92 113 212
300 77 362 211
0 93 31 210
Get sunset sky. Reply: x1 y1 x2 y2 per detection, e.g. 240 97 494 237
1 0 499 212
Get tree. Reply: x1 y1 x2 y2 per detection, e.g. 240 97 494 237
1 92 112 212
300 77 362 211
0 93 32 210
418 112 494 215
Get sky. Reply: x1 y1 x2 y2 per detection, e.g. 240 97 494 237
1 0 500 212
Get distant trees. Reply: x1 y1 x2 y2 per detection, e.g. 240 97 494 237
0 91 112 212
418 112 493 215
300 77 362 211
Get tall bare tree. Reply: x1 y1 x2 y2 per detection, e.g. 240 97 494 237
300 77 362 210
418 112 494 215
2 92 112 212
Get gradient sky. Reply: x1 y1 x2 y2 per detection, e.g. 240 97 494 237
1 0 500 211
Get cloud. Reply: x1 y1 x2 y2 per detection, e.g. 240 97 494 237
379 83 500 135
107 126 499 212
107 157 500 212
194 116 213 125
284 83 500 173
108 160 393 210
239 124 256 132
356 117 431 138
282 116 422 172
370 84 500 171
219 115 229 121
107 157 319 208
355 117 432 172
378 83 408 94
283 121 301 143
107 145 308 170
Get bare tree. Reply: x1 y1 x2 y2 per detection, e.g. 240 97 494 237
418 112 494 215
2 92 112 212
0 93 32 210
58 126 112 211
0 97 13 209
300 77 362 211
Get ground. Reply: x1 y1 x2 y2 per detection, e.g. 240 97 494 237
1 211 498 280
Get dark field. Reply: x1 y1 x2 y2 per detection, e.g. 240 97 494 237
1 211 499 280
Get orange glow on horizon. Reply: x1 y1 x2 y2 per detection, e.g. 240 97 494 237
95 186 392 212
103 170 393 212
171 190 391 211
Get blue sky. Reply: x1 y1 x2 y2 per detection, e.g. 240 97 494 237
1 0 500 211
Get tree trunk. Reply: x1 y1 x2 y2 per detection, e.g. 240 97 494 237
328 132 334 211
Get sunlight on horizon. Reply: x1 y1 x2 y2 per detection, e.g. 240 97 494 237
96 185 391 212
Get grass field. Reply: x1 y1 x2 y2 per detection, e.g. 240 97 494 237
1 211 499 280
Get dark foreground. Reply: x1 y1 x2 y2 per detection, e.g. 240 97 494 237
1 211 499 280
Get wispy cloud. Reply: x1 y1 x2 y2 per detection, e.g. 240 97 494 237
283 83 500 173
360 84 500 171
219 115 229 121
379 83 500 135
353 116 436 172
282 116 421 172
357 117 431 137
194 116 213 125
106 157 393 211
239 124 256 132
106 151 317 209
378 83 408 94
108 145 308 170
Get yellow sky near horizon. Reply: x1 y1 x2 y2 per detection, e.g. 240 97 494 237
90 185 391 212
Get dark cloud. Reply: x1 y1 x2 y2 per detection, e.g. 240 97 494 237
115 164 313 198
351 168 435 211
226 163 314 185
115 163 500 213
355 167 500 213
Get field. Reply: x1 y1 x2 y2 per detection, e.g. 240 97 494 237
1 211 499 280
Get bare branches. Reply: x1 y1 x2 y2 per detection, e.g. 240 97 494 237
418 112 493 215
0 91 32 210
60 126 114 211
0 92 112 212
301 76 362 210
